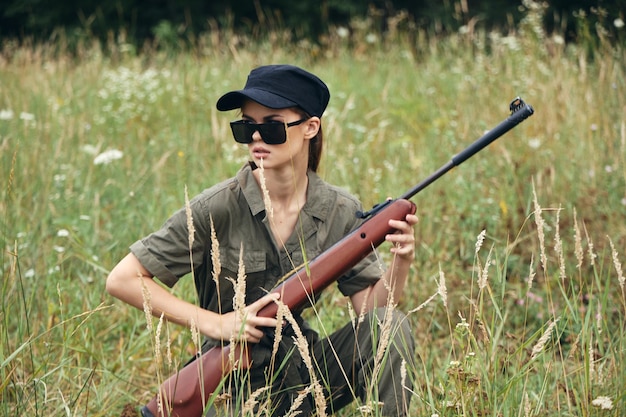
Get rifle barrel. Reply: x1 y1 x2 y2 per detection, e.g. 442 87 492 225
361 97 534 218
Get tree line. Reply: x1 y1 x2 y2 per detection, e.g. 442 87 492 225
1 0 624 47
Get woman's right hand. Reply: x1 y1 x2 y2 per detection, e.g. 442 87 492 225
207 292 280 344
107 253 281 345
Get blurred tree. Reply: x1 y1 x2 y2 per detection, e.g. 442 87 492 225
0 0 623 47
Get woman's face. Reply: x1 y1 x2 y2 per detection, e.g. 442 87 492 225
240 100 318 171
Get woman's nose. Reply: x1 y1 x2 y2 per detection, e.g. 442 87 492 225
251 129 263 142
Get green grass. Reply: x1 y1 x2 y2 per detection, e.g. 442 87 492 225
2 6 626 417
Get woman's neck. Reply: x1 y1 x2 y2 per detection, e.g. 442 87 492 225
253 161 309 209
252 161 309 245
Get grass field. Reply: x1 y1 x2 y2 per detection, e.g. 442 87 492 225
2 5 626 417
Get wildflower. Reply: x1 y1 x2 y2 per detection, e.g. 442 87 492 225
0 109 14 120
614 18 624 29
57 229 70 237
455 320 470 330
552 35 564 44
336 27 349 38
591 396 613 410
19 112 35 121
94 149 123 165
527 138 541 149
82 144 99 155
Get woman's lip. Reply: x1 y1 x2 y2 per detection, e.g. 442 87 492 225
252 152 270 160
252 146 270 157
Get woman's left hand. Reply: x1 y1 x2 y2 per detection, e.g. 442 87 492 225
385 214 419 260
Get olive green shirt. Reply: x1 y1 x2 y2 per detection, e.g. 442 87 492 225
130 163 382 315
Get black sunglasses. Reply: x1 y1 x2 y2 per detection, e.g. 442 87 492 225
230 119 307 145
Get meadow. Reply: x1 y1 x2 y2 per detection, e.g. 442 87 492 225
1 5 626 417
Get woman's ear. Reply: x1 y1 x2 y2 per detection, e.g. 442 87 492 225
303 117 321 140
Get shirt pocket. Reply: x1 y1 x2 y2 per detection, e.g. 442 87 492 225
219 247 267 276
217 246 272 305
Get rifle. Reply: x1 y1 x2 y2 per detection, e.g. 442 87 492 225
142 97 534 417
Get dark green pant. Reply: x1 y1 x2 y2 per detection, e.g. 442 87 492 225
203 307 415 417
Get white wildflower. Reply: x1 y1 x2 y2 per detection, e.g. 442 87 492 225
455 320 470 330
94 149 123 165
591 396 613 410
19 112 35 121
82 144 99 155
614 18 624 29
0 109 14 120
336 27 349 38
528 138 541 149
57 229 70 237
552 34 564 44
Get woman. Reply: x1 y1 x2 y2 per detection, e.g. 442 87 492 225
106 64 418 416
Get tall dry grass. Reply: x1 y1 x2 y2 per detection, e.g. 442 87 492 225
1 1 625 415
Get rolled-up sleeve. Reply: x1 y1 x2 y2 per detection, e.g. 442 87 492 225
130 197 209 288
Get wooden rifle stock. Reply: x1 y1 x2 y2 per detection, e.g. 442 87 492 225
143 97 534 417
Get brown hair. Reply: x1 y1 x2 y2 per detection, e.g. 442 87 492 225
294 109 323 172
308 125 323 172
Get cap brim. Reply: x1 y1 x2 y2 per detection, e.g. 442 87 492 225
216 88 299 111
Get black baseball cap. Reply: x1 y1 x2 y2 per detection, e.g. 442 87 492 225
216 64 330 117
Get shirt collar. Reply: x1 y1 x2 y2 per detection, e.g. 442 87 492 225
237 162 331 222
